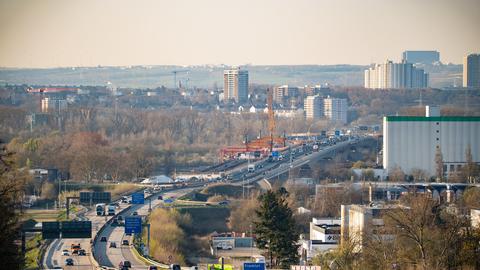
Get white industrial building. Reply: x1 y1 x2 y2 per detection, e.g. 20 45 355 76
383 106 480 178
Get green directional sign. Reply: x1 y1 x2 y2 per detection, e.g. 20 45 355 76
61 221 92 239
42 221 60 239
79 191 111 204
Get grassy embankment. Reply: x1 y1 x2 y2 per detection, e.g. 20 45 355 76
24 234 44 270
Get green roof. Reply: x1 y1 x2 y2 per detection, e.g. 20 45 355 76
385 116 480 122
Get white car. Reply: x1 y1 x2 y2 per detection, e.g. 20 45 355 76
216 242 233 250
61 250 69 256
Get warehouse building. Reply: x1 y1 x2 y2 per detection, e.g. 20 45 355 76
383 106 480 178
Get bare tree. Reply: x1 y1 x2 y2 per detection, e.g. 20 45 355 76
435 146 444 182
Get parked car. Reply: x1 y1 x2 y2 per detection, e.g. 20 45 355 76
100 236 107 242
78 249 86 256
110 242 117 248
149 266 158 270
122 240 129 246
123 261 132 268
62 250 69 256
65 258 74 266
157 195 163 200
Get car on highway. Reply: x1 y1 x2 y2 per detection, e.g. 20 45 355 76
122 239 129 246
170 264 181 270
78 249 86 256
132 211 138 216
110 241 117 248
100 236 107 242
123 261 132 268
65 258 74 266
62 250 69 256
117 215 123 220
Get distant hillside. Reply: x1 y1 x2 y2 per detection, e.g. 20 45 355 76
0 64 461 89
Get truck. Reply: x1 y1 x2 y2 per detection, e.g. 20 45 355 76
107 204 116 216
247 164 255 173
96 203 106 216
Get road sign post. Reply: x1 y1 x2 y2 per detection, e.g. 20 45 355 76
61 221 92 238
125 216 142 234
131 193 145 204
243 263 265 270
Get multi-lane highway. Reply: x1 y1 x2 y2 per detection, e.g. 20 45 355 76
226 137 366 185
42 136 369 269
93 188 196 270
43 200 132 269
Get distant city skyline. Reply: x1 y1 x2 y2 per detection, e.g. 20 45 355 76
0 0 479 68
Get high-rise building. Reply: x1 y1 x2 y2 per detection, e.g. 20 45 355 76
324 97 348 124
402 50 440 64
304 95 323 120
463 54 480 88
364 60 428 89
383 107 480 178
223 67 248 103
273 85 299 104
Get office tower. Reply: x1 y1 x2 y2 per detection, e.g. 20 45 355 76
364 60 428 89
402 50 440 64
304 95 323 120
463 54 480 88
324 97 347 124
223 67 248 103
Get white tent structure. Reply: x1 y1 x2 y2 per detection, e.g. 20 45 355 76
141 175 174 185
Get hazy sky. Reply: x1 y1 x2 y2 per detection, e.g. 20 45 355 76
0 0 479 67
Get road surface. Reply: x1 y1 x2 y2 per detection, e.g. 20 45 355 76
43 197 132 269
94 188 197 269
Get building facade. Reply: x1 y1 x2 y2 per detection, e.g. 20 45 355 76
223 67 248 103
273 85 299 105
402 50 440 64
383 109 480 178
41 97 67 113
304 95 323 120
463 54 480 88
324 97 347 124
364 60 429 89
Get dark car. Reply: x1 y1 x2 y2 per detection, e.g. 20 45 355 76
219 201 229 206
132 211 138 216
110 242 117 248
122 239 129 246
100 236 107 242
170 264 181 270
78 249 86 256
157 195 163 200
65 258 74 266
117 215 123 221
149 266 158 270
123 261 132 268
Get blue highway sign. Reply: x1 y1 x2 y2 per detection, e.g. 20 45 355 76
125 216 142 234
131 193 145 204
243 263 265 270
